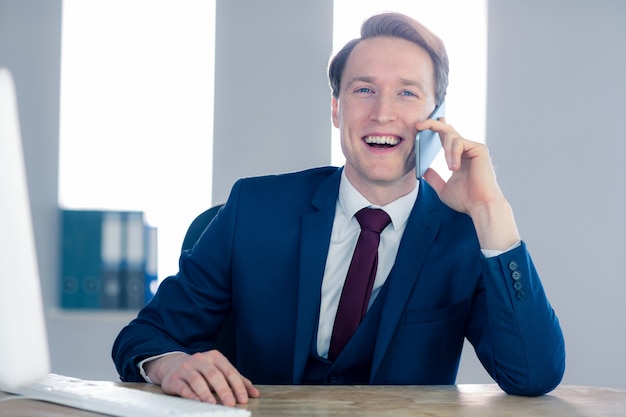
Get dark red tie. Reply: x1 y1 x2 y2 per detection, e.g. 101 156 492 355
328 207 391 361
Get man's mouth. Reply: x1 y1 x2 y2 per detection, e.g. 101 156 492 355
363 135 401 148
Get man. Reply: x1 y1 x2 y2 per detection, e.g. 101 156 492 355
112 12 565 406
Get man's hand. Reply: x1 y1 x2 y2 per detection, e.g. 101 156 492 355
418 117 520 251
144 351 260 406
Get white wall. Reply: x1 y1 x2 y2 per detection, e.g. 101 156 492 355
2 0 625 388
211 0 333 204
0 0 61 314
484 0 626 389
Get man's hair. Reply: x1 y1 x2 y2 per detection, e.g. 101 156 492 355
328 12 449 105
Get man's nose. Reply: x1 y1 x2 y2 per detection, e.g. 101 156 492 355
370 95 398 124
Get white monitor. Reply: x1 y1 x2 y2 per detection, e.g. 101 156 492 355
0 67 51 390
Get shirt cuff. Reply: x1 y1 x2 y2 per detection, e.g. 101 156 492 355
481 240 521 258
138 351 185 383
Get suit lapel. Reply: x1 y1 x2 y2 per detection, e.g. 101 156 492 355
370 181 443 380
291 169 342 383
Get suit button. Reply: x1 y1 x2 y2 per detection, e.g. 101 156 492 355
511 270 522 281
513 281 523 291
508 260 519 271
516 290 527 300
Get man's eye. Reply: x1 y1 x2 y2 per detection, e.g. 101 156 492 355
356 87 373 93
401 90 417 97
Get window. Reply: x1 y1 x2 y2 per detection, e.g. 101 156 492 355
332 0 487 177
59 1 485 283
58 0 215 279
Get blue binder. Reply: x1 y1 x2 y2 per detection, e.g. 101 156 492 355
60 210 103 309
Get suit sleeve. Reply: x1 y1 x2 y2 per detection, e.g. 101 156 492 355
466 241 566 396
111 182 243 382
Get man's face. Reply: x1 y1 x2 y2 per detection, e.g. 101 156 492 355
332 36 437 191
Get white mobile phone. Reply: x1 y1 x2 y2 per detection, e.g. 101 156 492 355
415 102 446 179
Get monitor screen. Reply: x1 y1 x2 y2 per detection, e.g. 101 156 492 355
0 67 50 389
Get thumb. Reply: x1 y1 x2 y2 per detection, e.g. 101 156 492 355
422 167 446 195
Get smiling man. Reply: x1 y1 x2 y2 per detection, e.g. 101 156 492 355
113 12 566 406
333 35 437 204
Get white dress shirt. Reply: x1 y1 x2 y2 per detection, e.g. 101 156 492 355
316 171 418 358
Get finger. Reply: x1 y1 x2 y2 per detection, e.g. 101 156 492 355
442 134 465 171
415 116 448 133
221 369 259 404
199 350 255 406
422 167 445 193
243 376 261 399
175 365 227 405
415 116 459 137
180 380 215 403
201 365 238 406
162 373 216 404
213 362 248 406
210 356 260 405
415 117 463 170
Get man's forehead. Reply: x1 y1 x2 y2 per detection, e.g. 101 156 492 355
345 37 432 71
341 37 435 93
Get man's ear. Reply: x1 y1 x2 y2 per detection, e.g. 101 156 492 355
331 96 340 128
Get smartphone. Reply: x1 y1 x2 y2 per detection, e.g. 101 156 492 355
415 102 446 179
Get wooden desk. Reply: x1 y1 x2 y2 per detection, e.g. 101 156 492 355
1 383 625 417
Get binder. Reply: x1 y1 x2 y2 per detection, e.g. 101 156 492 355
144 224 158 304
119 211 145 310
60 210 103 309
100 211 123 309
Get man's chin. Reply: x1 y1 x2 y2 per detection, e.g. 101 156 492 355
364 170 417 187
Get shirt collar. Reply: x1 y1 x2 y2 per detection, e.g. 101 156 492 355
338 170 418 231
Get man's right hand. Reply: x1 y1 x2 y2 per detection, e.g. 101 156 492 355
144 350 260 406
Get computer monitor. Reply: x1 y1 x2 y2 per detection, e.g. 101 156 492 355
0 67 51 390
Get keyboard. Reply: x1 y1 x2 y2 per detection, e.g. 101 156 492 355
5 373 251 417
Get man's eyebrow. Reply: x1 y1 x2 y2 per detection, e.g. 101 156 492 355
399 77 428 94
344 76 375 88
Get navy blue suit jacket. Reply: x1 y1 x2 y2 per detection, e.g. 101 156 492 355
113 167 565 396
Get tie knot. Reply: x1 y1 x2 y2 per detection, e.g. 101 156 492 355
355 208 391 234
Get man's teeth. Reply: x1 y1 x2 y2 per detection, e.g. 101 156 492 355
364 136 400 146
